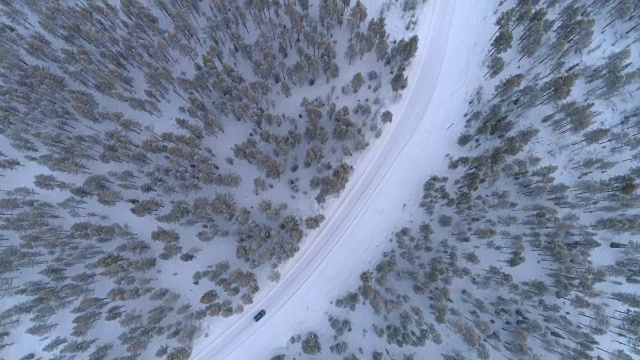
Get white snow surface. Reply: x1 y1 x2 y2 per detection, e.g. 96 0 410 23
191 1 494 359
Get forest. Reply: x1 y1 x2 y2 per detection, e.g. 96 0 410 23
0 0 422 359
269 0 640 359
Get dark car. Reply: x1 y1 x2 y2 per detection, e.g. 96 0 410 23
253 309 266 322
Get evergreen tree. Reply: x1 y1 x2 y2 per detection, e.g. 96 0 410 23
391 69 408 95
350 72 365 92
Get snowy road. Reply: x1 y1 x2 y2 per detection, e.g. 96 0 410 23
191 1 493 359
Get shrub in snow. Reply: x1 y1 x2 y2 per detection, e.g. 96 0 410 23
166 346 191 360
301 331 322 355
329 341 348 354
328 315 352 336
437 215 453 227
335 291 360 311
304 214 326 229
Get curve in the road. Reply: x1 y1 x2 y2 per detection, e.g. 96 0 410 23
191 1 460 358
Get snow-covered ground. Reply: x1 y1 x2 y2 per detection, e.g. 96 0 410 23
191 1 495 358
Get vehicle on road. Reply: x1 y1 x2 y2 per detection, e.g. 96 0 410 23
253 309 266 322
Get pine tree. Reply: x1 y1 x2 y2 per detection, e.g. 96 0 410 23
350 72 365 92
391 69 408 95
301 331 322 355
348 1 367 36
151 227 180 244
490 28 513 57
485 56 505 79
593 215 640 235
345 41 357 65
381 110 393 124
